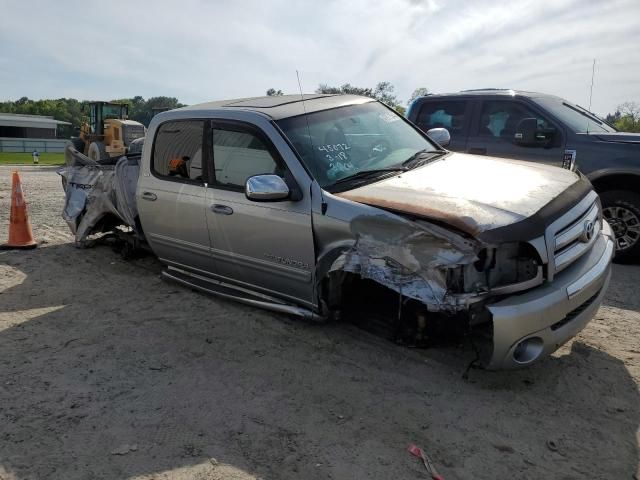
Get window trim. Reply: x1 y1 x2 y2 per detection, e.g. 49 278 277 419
207 118 288 193
150 118 208 186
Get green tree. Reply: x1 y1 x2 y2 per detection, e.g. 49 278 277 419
614 102 640 132
408 87 430 105
316 81 402 110
111 96 184 126
266 88 283 96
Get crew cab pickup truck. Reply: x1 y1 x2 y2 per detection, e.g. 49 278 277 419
407 89 640 261
60 94 614 369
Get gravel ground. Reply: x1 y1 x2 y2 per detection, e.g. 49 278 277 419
0 166 638 480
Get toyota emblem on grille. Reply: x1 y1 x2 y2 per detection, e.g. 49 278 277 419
582 219 595 242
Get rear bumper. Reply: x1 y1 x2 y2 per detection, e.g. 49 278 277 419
486 221 614 369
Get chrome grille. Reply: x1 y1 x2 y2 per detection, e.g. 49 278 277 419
546 191 600 279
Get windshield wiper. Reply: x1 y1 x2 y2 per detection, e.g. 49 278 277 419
402 149 446 169
331 167 408 187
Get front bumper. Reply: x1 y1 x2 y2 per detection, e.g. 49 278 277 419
485 221 614 369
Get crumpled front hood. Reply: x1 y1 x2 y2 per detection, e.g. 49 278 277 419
336 152 582 238
591 132 640 144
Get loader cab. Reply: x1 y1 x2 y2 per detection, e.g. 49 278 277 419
84 102 129 135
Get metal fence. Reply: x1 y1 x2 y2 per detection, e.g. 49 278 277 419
0 137 68 153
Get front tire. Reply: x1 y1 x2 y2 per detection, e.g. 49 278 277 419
600 190 640 263
88 141 109 161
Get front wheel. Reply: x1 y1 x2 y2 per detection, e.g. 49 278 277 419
600 190 640 263
88 141 109 161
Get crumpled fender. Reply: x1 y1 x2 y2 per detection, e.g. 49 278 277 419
317 212 483 312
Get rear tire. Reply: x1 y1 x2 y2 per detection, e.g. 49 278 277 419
600 190 640 263
88 141 109 161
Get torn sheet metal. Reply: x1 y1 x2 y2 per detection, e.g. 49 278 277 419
58 146 140 243
329 213 482 311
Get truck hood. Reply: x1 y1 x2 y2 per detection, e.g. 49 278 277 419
336 152 586 240
589 132 640 144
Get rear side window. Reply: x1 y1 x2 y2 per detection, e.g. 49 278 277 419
415 100 467 133
152 120 205 182
212 127 282 190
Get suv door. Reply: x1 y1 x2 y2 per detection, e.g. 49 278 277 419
467 99 565 166
137 119 213 272
413 99 471 151
205 120 315 305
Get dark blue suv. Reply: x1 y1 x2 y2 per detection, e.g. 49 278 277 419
407 89 640 261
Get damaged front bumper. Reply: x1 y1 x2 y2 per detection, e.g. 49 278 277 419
485 222 614 369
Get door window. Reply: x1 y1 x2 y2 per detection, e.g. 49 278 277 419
152 120 205 182
478 101 553 140
212 127 282 189
415 101 467 133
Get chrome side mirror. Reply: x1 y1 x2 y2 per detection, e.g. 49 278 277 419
245 174 290 201
426 127 451 147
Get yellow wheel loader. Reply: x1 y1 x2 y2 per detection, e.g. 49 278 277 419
71 102 146 161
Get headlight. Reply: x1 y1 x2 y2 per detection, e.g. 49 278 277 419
449 242 543 295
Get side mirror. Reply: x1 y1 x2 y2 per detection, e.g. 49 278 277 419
245 174 290 201
514 118 538 145
426 127 451 147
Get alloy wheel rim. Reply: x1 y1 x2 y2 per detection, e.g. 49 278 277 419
603 205 640 251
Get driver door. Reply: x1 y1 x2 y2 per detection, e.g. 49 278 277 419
204 120 316 306
467 100 565 166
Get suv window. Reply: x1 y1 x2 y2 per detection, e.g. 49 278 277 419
212 127 282 189
478 101 553 139
152 120 205 181
415 100 467 133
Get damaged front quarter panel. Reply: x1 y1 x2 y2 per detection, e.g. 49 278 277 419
320 207 487 313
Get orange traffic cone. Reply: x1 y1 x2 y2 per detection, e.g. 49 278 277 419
2 171 37 250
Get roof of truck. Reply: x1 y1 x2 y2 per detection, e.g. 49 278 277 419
177 94 375 120
417 89 559 99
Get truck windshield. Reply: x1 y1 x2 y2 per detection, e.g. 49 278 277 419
276 102 437 188
533 97 617 133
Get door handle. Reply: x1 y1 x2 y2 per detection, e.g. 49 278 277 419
468 147 487 155
211 204 233 215
141 191 157 201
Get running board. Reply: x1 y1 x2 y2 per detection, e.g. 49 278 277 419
162 267 318 320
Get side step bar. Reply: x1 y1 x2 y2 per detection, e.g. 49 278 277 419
162 266 319 320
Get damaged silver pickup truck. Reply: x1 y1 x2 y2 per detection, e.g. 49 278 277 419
60 94 615 369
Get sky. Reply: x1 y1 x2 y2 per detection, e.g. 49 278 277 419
1 0 639 115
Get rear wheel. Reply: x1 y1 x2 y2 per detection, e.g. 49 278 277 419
88 141 109 161
600 190 640 262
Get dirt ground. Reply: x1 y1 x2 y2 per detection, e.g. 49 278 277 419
1 165 639 480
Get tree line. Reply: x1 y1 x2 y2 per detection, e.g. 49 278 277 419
2 88 638 137
0 96 183 137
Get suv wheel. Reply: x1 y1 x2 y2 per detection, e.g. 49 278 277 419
600 190 640 262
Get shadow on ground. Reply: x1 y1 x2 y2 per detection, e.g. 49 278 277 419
0 243 638 479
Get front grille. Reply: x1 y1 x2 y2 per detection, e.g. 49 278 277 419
547 192 600 277
123 124 145 146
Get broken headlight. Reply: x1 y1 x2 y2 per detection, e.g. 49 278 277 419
448 242 542 295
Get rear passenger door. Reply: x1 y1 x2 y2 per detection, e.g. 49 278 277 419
137 119 213 272
204 120 315 305
466 99 565 166
413 99 471 151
